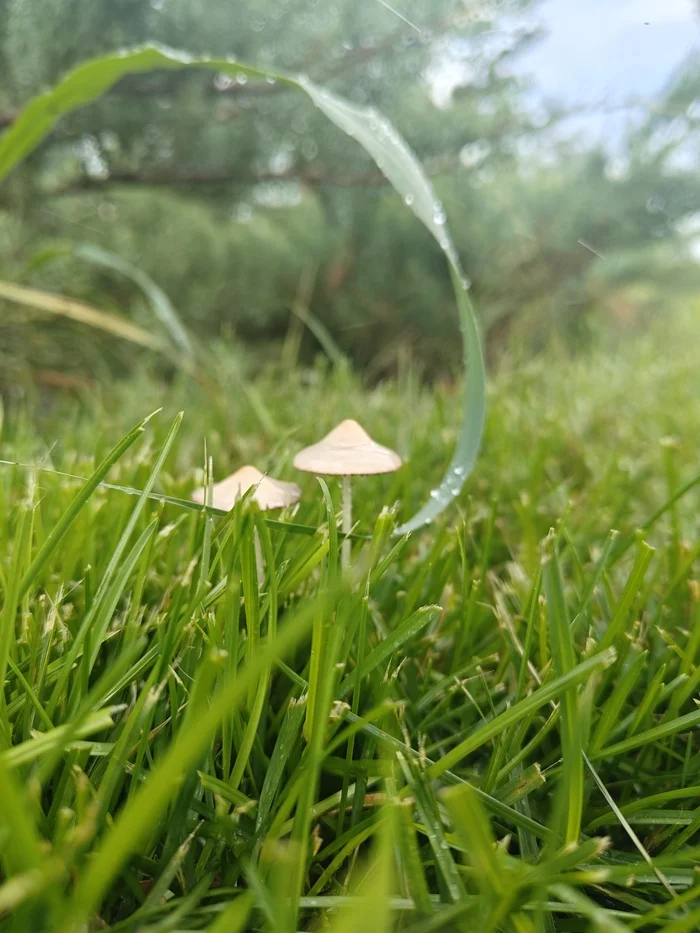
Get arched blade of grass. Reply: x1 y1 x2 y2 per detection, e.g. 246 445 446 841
0 42 485 536
0 461 370 540
58 583 332 932
0 280 170 354
74 243 193 359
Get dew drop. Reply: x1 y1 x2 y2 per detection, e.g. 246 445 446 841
236 72 248 85
429 489 440 500
404 193 414 206
214 73 234 91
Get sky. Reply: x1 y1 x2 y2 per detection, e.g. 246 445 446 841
521 0 700 141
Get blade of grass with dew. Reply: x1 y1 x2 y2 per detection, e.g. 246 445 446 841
0 41 486 535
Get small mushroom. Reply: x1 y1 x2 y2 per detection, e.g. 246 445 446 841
293 419 401 568
192 465 301 585
192 465 301 513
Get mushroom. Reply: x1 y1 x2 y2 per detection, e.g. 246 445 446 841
192 465 301 585
293 419 401 568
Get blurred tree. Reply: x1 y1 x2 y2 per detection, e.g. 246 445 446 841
0 0 698 382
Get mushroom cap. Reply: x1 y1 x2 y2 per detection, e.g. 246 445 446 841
192 465 301 511
293 419 402 476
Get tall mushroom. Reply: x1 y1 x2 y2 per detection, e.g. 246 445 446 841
192 465 301 585
293 419 401 569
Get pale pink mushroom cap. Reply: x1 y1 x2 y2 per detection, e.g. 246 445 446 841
293 419 402 476
192 465 301 511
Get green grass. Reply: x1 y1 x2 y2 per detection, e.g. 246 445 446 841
0 309 699 931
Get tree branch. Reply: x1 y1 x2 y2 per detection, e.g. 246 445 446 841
0 109 17 129
48 165 399 194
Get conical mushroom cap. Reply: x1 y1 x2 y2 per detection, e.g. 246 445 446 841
293 419 402 476
192 465 301 511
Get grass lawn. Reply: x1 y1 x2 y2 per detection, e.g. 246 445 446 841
0 310 699 931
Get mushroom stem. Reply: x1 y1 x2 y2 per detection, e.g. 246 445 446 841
342 474 352 570
254 526 265 590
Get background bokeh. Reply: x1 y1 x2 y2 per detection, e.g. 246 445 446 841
1 0 699 387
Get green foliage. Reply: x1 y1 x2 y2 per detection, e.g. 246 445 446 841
1 0 698 381
0 307 699 929
0 39 486 532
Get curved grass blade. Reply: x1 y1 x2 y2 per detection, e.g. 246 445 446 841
0 460 371 541
0 280 169 352
0 41 486 535
74 243 193 358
